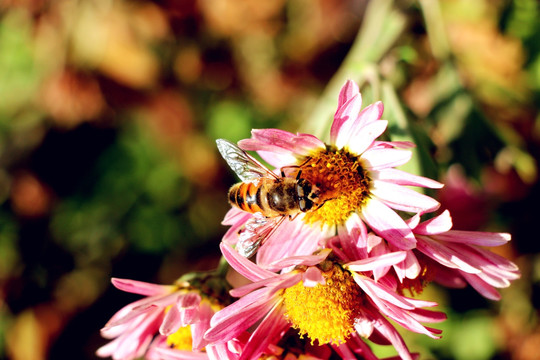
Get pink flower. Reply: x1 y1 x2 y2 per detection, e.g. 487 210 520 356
409 210 520 300
220 80 442 265
354 210 520 300
97 277 229 359
205 243 445 360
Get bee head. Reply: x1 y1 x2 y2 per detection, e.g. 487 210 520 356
296 179 320 212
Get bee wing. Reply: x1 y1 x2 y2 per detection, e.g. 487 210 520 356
237 214 286 258
216 139 278 182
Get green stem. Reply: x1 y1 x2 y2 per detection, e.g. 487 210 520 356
300 0 406 139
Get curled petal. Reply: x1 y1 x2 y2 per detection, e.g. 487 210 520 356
303 266 325 287
413 210 453 235
111 278 173 297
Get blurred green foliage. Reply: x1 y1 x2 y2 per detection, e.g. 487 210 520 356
0 0 538 359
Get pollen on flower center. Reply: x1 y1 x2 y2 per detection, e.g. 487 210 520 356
296 146 371 226
281 264 363 345
166 325 193 350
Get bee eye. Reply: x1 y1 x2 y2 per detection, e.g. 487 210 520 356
300 198 313 212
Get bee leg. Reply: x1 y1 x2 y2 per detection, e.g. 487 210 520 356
314 197 335 211
289 213 300 221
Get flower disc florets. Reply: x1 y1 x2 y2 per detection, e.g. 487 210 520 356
282 263 363 345
294 146 371 226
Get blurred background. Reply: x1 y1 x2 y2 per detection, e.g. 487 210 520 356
0 0 538 359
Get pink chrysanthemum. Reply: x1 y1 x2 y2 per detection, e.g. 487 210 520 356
97 278 233 360
408 210 520 300
205 243 445 360
222 80 442 265
351 210 520 300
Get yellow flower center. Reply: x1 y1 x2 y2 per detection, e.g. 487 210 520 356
166 325 193 350
295 147 371 226
281 264 363 345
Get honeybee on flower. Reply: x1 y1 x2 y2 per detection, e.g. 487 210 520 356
216 138 326 257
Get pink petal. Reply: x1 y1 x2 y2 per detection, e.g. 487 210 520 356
230 273 301 298
354 274 416 310
240 129 325 158
151 346 208 360
111 278 173 296
178 292 202 326
373 140 416 149
367 309 414 360
347 120 388 155
375 168 444 189
392 251 421 281
346 251 407 272
410 308 447 323
371 181 440 214
222 207 249 225
361 199 417 250
476 248 520 272
229 278 277 298
362 148 412 170
355 101 385 128
459 271 501 300
220 242 276 282
239 303 289 360
339 213 369 261
432 230 511 247
303 266 325 287
255 150 298 169
413 210 453 235
256 218 325 268
105 293 177 330
160 299 182 335
333 95 363 148
265 249 331 272
415 236 482 273
367 237 392 281
191 301 214 350
222 211 253 246
337 80 360 109
206 288 276 343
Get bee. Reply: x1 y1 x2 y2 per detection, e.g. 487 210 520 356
216 139 321 257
